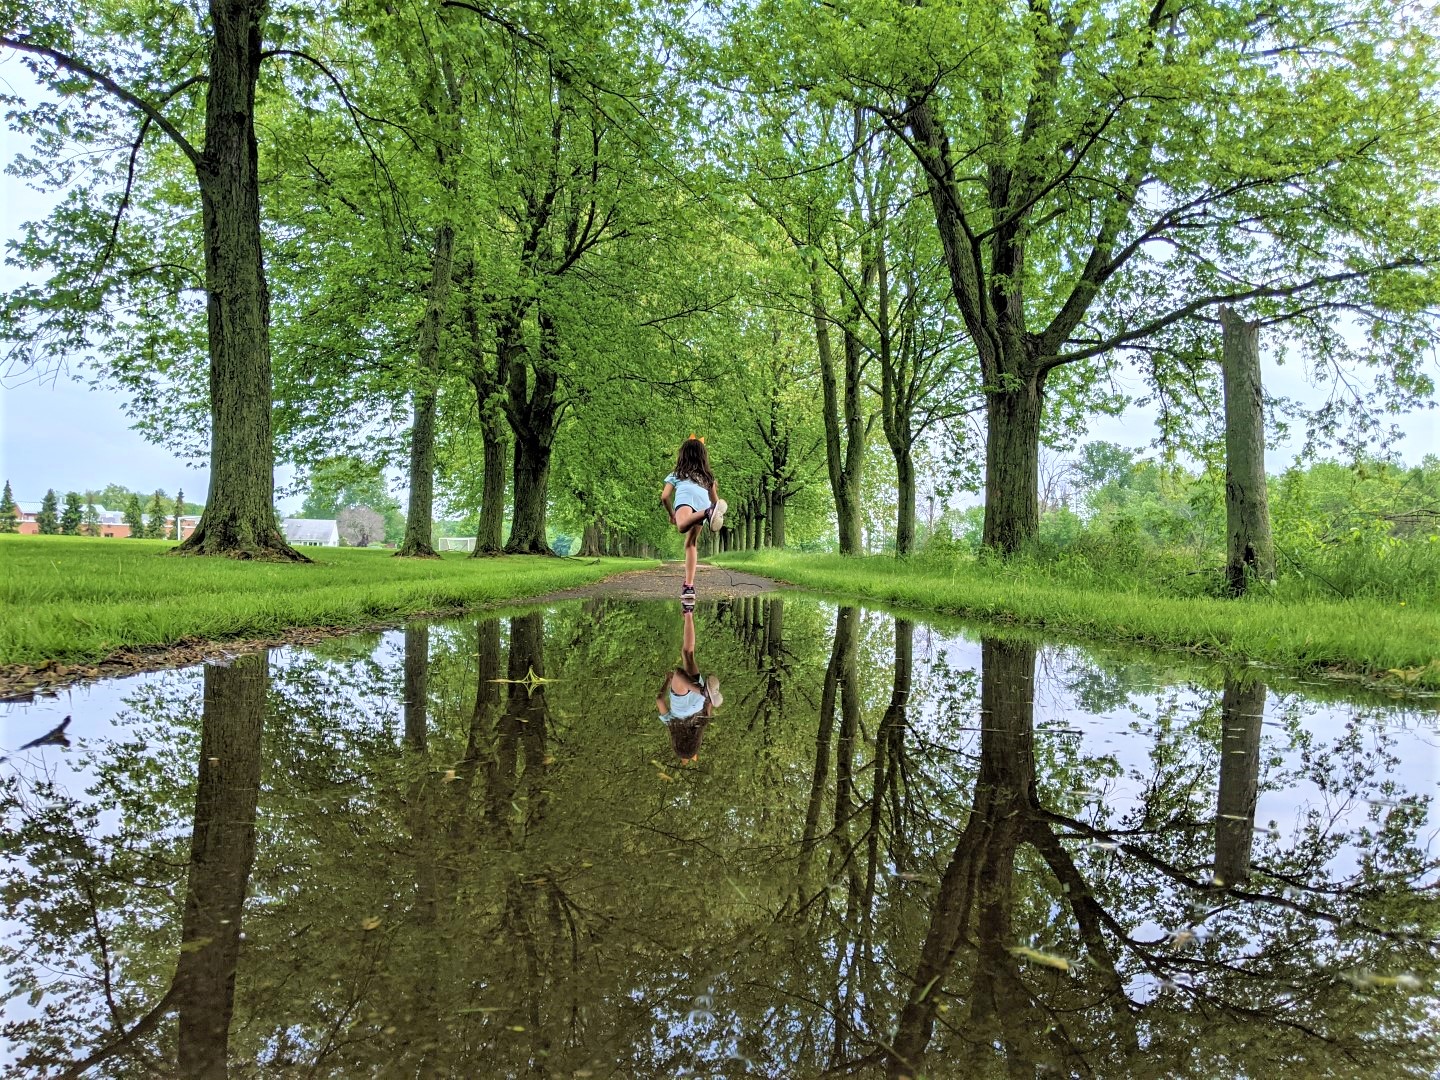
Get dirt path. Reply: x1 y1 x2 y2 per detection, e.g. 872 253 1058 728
535 560 783 602
0 561 784 702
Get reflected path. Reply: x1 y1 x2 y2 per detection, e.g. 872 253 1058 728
2 598 1436 1077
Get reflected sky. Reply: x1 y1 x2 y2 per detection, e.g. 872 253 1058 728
3 597 1437 1077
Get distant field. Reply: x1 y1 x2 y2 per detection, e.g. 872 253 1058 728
0 536 644 666
712 550 1440 690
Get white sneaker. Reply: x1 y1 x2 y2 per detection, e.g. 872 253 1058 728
708 498 727 531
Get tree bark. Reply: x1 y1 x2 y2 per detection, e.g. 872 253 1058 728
769 488 786 549
174 0 304 561
503 312 559 555
403 624 429 751
1214 675 1267 887
460 269 513 558
810 274 866 555
471 411 508 556
896 452 916 556
980 375 1044 554
175 651 267 1075
396 225 455 558
1220 306 1275 595
887 638 1036 1078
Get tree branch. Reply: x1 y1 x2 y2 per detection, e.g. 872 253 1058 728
1 36 200 166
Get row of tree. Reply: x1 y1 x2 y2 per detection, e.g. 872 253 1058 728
0 481 190 538
4 0 1438 579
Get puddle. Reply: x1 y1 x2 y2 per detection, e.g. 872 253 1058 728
3 596 1437 1076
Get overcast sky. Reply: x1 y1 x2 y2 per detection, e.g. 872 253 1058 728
1 56 1435 513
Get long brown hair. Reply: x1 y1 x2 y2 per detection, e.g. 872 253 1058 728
667 717 709 762
673 437 714 487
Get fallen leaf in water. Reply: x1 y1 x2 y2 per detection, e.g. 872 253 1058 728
1008 946 1071 971
360 917 381 931
1168 928 1198 951
508 1025 526 1032
542 755 555 765
657 771 674 782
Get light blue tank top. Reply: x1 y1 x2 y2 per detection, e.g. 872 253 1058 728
665 473 712 512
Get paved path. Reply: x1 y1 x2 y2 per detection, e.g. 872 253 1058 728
536 560 783 603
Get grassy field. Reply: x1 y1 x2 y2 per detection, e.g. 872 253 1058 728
1 536 646 667
712 550 1440 690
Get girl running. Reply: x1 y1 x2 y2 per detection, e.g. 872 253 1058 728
660 436 727 603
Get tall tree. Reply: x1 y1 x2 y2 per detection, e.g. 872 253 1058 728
172 489 186 540
3 0 307 560
83 493 102 535
0 481 16 533
36 489 59 534
146 490 169 539
60 491 83 535
735 0 1440 553
124 493 145 538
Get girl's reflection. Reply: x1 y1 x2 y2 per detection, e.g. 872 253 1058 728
655 607 723 763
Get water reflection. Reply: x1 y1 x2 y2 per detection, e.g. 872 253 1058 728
656 607 722 763
1 599 1435 1077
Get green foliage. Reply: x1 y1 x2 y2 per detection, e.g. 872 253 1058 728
144 490 168 539
82 493 101 534
123 494 144 538
59 491 82 535
0 481 19 533
36 489 58 534
299 458 406 546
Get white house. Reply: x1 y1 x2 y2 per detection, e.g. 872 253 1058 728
283 518 340 547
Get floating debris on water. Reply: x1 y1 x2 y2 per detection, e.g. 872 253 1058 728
1008 946 1072 971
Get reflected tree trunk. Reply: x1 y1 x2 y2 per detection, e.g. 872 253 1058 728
887 639 1035 1080
174 652 268 1076
1215 675 1267 887
403 624 429 752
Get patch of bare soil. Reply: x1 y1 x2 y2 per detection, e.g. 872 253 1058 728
533 561 783 603
0 562 783 703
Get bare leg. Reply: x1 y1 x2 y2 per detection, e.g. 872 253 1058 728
682 607 696 669
675 505 707 532
684 524 700 586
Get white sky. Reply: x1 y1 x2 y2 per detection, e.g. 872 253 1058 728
1 56 1436 511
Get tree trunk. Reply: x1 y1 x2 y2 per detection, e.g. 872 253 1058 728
503 314 559 556
403 624 429 751
770 489 786 549
981 374 1044 554
578 520 603 557
175 651 267 1074
887 638 1036 1078
810 274 866 555
174 0 304 561
470 411 508 556
895 451 916 555
396 225 455 558
506 433 554 555
1220 306 1275 596
1214 675 1267 887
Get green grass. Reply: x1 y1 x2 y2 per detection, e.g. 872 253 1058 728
0 535 649 667
712 549 1440 690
